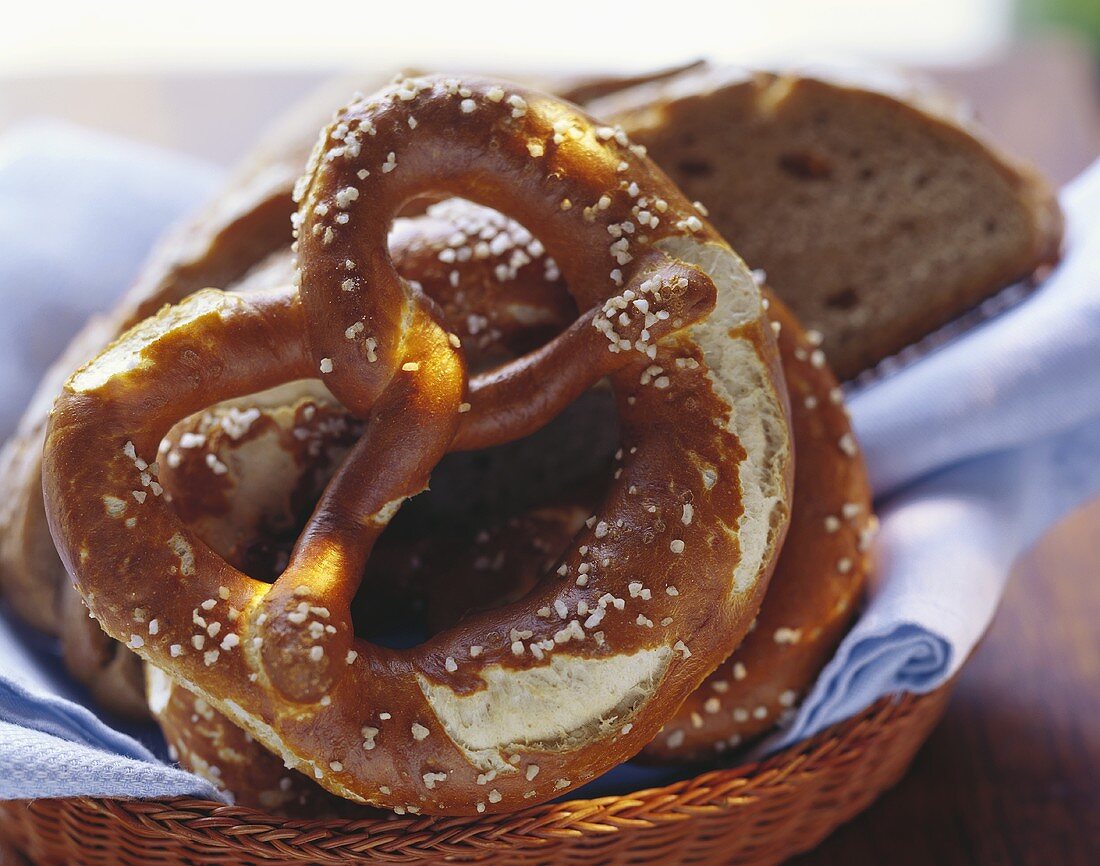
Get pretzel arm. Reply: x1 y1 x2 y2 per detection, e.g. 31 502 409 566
259 302 466 703
455 255 716 450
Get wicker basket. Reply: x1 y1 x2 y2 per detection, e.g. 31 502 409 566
0 682 952 866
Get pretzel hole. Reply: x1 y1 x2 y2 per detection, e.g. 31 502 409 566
157 367 623 651
385 199 576 371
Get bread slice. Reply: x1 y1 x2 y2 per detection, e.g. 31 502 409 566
587 65 1063 379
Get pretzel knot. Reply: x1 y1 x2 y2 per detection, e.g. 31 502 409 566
43 75 792 815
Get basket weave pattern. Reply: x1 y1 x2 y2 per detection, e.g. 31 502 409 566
0 684 951 866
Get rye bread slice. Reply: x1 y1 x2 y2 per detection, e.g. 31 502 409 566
587 65 1063 379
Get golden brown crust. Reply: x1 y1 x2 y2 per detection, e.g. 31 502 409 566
43 75 791 815
640 292 873 760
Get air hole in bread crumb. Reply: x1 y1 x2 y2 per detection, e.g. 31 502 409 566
778 151 833 180
676 158 714 179
824 287 860 311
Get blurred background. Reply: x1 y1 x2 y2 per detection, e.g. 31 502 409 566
0 0 1097 182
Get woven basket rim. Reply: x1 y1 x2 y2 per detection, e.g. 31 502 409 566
10 688 941 864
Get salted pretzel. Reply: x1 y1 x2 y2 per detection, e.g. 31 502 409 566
135 197 868 805
144 207 867 806
44 75 791 814
146 299 866 807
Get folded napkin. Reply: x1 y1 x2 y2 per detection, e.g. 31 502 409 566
0 119 1097 802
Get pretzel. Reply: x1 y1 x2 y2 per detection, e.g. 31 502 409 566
44 75 791 814
145 296 865 804
139 198 867 804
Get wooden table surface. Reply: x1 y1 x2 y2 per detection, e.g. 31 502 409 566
0 37 1098 866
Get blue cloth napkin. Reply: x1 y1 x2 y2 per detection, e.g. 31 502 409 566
0 119 1097 802
0 120 220 443
768 158 1100 749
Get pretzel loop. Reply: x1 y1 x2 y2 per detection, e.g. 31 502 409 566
293 75 718 451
